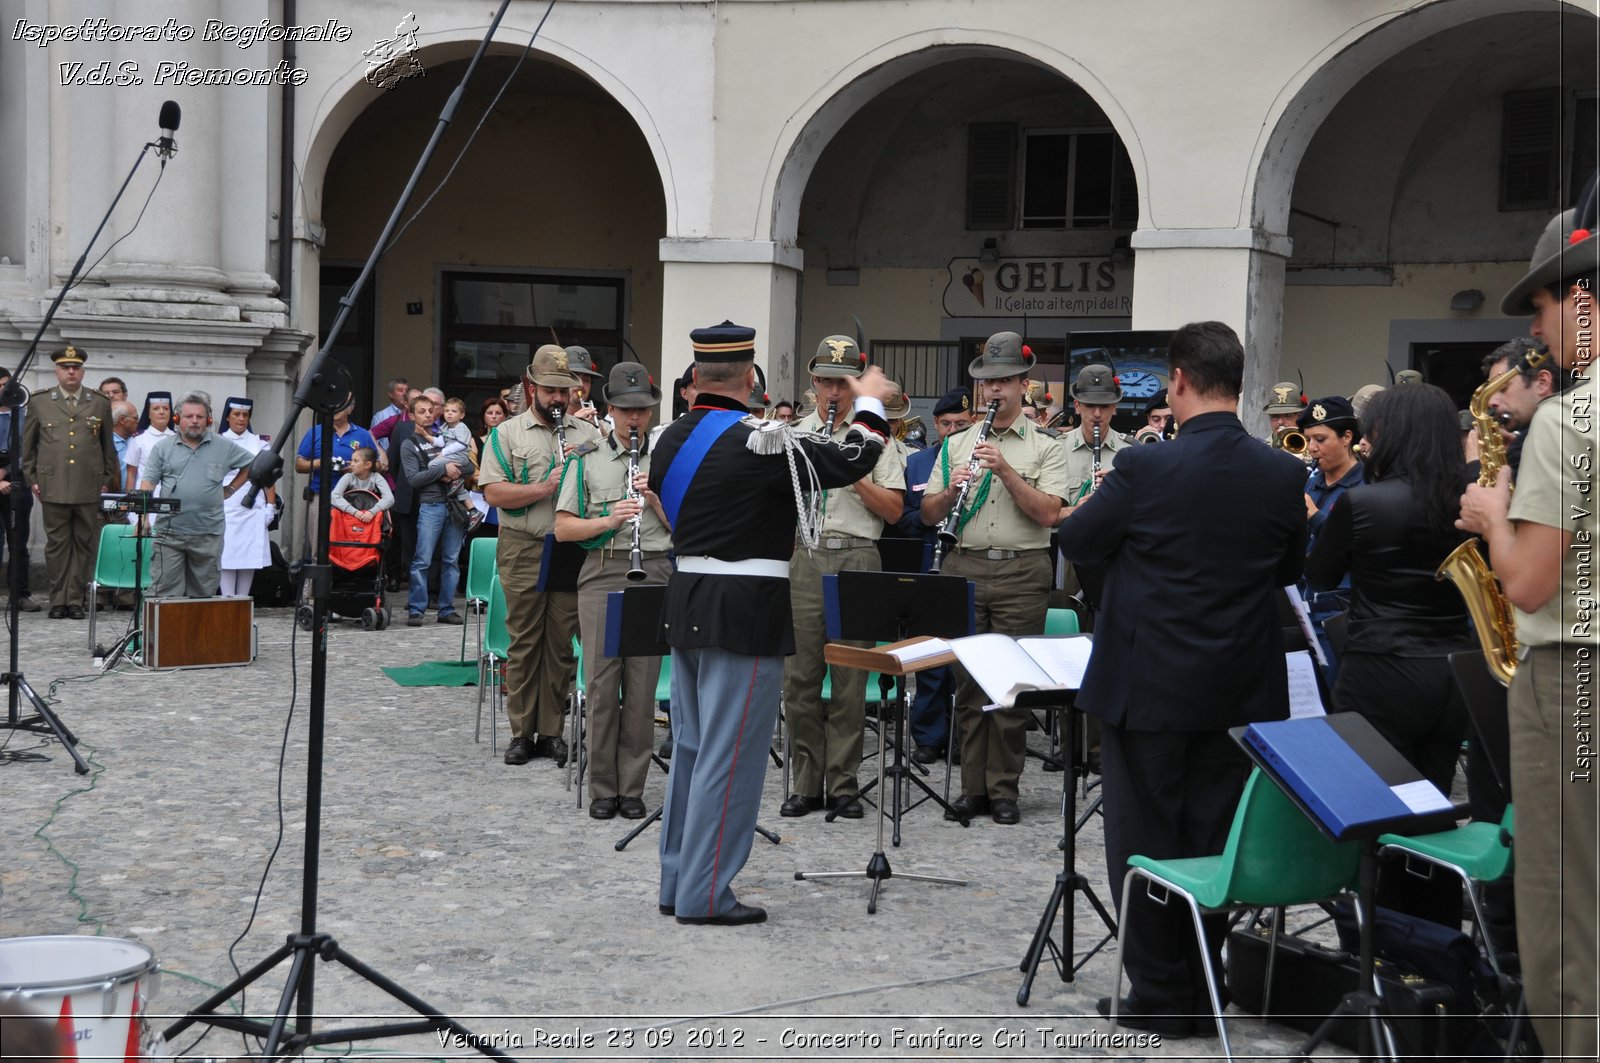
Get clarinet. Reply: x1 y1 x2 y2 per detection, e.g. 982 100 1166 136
1091 424 1102 484
549 402 568 458
824 399 838 433
626 426 646 582
929 399 1000 574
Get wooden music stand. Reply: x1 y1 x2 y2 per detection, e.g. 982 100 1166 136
796 636 968 914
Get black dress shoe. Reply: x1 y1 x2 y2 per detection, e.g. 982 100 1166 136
548 736 569 768
828 794 864 819
48 605 67 619
503 737 536 765
406 613 423 627
618 797 647 820
910 743 946 765
65 604 85 619
1095 995 1213 1038
588 797 618 820
944 794 990 821
780 793 824 818
990 798 1021 824
659 735 673 759
437 611 464 625
676 902 767 926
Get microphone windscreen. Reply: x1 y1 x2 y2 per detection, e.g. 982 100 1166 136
159 100 181 131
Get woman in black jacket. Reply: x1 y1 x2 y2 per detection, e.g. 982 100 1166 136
1305 383 1475 925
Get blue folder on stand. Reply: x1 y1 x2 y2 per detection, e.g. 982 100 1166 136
1234 714 1459 843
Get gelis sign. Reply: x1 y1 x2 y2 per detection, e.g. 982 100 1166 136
943 257 1130 318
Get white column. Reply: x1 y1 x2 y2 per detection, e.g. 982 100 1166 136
659 240 805 406
1129 228 1292 436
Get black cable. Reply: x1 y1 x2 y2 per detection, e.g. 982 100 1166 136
382 0 557 255
64 163 167 296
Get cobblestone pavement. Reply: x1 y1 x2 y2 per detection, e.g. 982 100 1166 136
1 602 1314 1060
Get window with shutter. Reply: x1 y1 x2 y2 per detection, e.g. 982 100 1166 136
1501 88 1560 211
966 123 1016 230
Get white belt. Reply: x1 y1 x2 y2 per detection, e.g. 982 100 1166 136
676 555 790 579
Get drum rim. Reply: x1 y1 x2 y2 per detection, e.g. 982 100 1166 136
0 935 158 994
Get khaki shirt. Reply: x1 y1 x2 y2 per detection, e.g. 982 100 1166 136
1062 425 1131 505
476 410 599 537
556 431 673 553
926 415 1069 550
796 411 906 541
1508 374 1599 647
20 387 121 505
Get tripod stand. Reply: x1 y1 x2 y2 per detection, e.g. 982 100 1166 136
164 3 527 1055
603 586 780 852
795 570 974 914
1017 686 1118 1005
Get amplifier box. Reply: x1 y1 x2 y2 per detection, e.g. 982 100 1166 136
143 597 255 670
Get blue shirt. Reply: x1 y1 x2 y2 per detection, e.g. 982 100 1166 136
1302 459 1365 611
0 405 22 482
297 423 377 495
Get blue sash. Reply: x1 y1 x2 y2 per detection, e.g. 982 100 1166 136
660 409 744 528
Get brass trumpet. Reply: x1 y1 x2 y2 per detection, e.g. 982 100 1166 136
1272 425 1308 457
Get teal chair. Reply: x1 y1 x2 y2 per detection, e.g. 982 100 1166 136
1379 804 1515 977
475 576 510 752
566 636 587 801
87 524 154 652
1044 606 1081 636
1112 768 1362 1060
459 537 499 662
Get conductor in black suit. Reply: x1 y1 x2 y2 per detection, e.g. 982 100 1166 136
1056 320 1307 1037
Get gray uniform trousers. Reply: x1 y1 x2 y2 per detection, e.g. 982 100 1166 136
576 549 671 801
783 542 880 799
658 646 783 919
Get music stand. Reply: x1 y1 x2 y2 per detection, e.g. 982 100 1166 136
1015 673 1118 1005
97 492 173 670
1231 714 1458 1062
794 570 973 914
602 585 780 852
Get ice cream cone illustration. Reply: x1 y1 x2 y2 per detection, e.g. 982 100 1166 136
962 267 985 307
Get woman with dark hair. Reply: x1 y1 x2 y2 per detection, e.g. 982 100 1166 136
1306 383 1474 925
469 396 510 543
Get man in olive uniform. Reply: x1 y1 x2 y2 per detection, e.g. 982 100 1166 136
1059 364 1129 606
22 346 121 618
1262 381 1306 437
921 333 1070 824
554 362 674 820
564 346 606 429
479 345 600 767
780 335 905 819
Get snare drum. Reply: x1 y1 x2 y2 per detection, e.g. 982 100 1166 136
0 936 161 1061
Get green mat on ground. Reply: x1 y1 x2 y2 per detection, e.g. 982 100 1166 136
382 660 480 687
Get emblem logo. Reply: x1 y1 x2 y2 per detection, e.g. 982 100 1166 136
1273 385 1293 404
1312 403 1327 421
824 338 851 364
551 351 569 371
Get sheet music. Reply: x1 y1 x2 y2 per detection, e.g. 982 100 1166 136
887 638 952 666
949 633 1057 707
1286 650 1325 719
1016 635 1094 689
1391 779 1452 815
1282 585 1328 666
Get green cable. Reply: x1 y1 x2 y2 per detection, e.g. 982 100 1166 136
32 742 107 935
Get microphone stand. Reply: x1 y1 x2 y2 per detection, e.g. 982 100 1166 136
0 112 168 774
164 2 524 1057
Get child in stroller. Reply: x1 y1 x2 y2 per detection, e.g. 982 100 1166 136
304 446 395 630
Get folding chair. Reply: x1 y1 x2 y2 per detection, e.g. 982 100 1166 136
87 524 153 653
566 637 587 801
475 576 510 752
459 536 498 662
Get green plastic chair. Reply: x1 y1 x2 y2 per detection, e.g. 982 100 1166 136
1044 607 1081 636
87 524 154 652
1112 768 1362 1060
1379 803 1515 977
567 636 587 800
475 576 510 752
459 536 499 662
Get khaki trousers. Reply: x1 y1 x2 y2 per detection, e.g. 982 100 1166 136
576 550 671 800
42 500 99 608
498 528 579 740
783 543 880 799
1511 643 1598 1062
941 550 1051 802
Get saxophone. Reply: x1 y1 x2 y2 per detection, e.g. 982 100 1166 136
1435 348 1549 686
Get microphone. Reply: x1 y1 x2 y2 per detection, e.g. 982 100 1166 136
156 101 181 160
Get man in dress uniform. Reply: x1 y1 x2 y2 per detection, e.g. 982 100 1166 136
779 336 905 819
22 345 121 619
479 345 600 768
1058 321 1306 1037
554 362 673 821
140 393 255 598
895 386 972 762
649 320 894 925
921 333 1070 824
1459 201 1598 1061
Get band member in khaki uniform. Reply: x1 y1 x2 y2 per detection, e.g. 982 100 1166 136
479 345 600 767
922 333 1069 824
780 336 906 819
555 362 673 821
22 346 121 619
1263 380 1307 437
1058 364 1129 602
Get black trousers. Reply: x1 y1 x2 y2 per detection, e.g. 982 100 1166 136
1098 725 1251 1013
0 482 32 597
1333 651 1470 928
